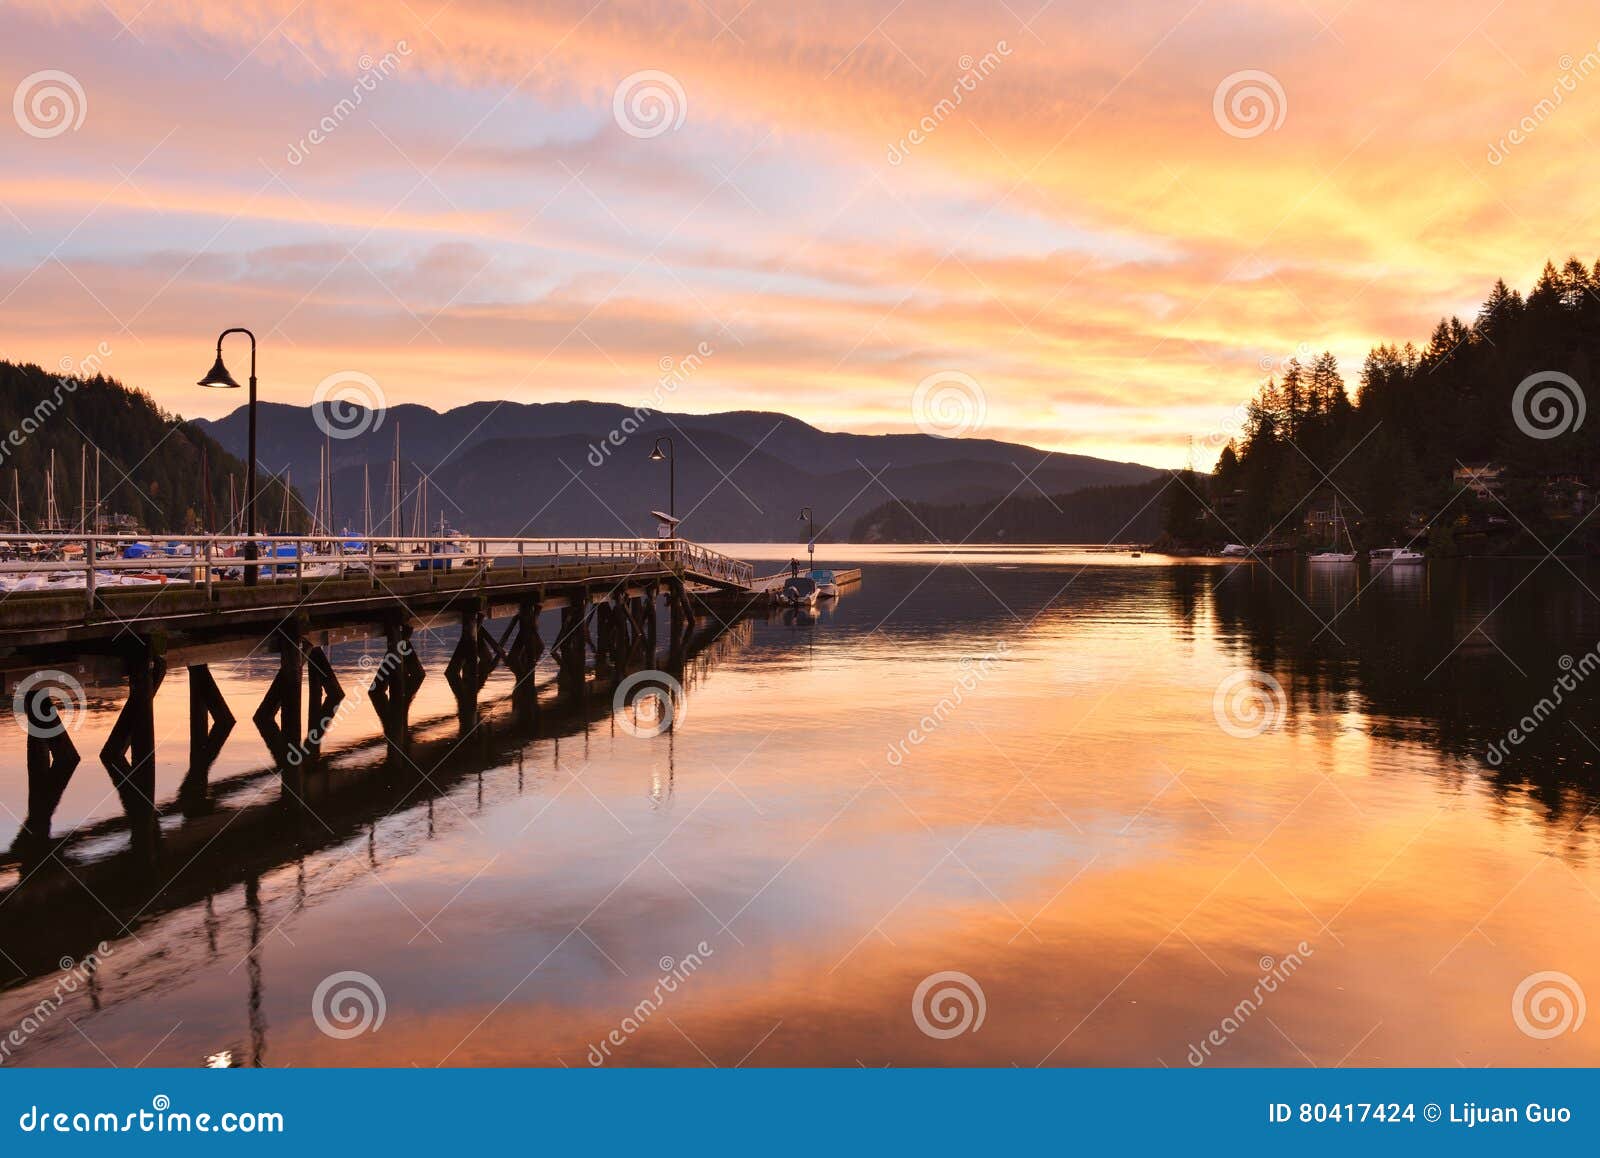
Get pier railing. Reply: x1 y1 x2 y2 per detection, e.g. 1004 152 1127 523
0 533 756 605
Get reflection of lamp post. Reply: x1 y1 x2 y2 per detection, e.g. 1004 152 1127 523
198 328 259 585
649 436 675 520
798 507 814 569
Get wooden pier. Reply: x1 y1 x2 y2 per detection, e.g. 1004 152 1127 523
0 616 753 992
0 533 801 862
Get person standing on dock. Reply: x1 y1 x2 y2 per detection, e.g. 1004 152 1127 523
654 510 680 570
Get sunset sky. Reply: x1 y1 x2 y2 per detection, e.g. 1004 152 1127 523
2 0 1598 467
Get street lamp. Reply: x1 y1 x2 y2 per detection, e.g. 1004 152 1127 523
198 328 259 585
798 506 814 569
649 436 674 520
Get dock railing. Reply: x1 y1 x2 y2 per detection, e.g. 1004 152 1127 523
0 533 756 611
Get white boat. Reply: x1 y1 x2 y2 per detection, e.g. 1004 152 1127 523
1220 543 1250 557
1308 497 1357 564
779 576 819 607
1369 546 1424 565
809 568 839 598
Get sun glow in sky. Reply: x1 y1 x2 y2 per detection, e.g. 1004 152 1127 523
2 0 1599 467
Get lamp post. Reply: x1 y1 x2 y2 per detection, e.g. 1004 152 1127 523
798 506 814 570
198 328 259 585
649 436 675 520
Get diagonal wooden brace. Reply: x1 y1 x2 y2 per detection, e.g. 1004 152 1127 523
181 663 235 804
304 645 345 764
13 674 84 849
99 638 165 849
252 626 303 771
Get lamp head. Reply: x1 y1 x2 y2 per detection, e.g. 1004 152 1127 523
198 353 241 389
649 446 666 461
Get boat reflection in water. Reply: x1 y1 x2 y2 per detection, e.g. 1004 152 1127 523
2 545 1598 1068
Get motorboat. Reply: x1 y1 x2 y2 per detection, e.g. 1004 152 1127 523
1219 543 1250 557
415 532 493 571
809 568 839 598
779 576 819 607
1369 545 1425 565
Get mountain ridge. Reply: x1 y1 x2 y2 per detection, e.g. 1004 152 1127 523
195 400 1158 540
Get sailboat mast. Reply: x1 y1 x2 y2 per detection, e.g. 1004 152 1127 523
201 444 215 534
390 424 401 541
325 430 334 539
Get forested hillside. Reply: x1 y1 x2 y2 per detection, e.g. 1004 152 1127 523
1171 258 1600 551
0 359 268 534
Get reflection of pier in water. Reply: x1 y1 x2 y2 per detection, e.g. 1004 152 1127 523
2 536 769 864
0 612 754 1054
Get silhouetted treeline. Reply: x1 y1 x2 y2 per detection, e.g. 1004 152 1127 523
851 478 1165 543
1177 258 1600 550
0 359 294 534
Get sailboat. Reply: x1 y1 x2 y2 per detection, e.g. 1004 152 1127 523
1308 497 1357 564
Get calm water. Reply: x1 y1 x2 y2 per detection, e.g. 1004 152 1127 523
3 545 1599 1067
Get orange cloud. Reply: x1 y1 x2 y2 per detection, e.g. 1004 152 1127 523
4 0 1600 467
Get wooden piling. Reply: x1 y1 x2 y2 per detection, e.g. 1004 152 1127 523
180 663 235 810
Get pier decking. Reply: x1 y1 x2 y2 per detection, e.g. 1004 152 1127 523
0 533 849 863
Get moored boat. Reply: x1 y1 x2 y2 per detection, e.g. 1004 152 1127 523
1369 545 1425 565
1308 497 1357 564
779 576 819 607
809 568 839 598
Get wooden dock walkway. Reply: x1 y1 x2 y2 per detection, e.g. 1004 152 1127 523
0 533 859 865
